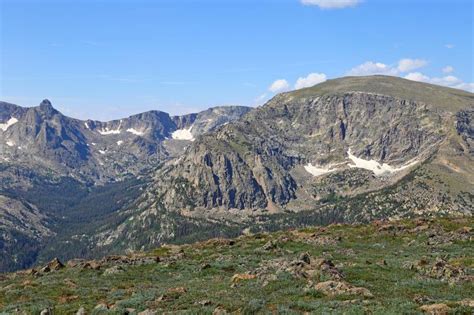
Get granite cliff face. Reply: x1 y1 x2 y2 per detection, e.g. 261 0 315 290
93 76 473 253
148 91 446 211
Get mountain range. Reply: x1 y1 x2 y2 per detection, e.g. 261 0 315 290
0 75 473 272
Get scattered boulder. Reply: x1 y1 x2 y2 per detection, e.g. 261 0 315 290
41 258 64 273
100 254 159 266
253 253 344 286
253 252 344 283
76 307 86 315
419 303 450 314
93 303 109 311
64 278 78 288
314 280 373 298
103 265 124 276
231 273 256 283
21 279 34 287
198 238 236 248
83 261 101 270
197 300 212 306
200 263 211 270
40 308 52 315
213 306 228 315
377 223 406 234
458 226 472 234
67 259 87 268
291 230 341 246
409 257 468 283
299 252 311 265
412 294 433 305
22 268 38 276
411 224 430 233
457 299 474 307
312 258 344 280
138 310 157 315
260 240 278 251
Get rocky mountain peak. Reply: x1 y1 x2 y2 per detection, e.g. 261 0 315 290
37 99 57 116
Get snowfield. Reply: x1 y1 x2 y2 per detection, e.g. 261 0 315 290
304 163 338 176
0 117 19 131
347 149 418 176
304 149 419 177
98 128 121 135
171 126 195 141
126 128 144 136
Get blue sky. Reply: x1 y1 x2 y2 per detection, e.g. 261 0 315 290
1 0 472 120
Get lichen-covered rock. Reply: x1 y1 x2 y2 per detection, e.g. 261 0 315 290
314 280 373 298
419 303 451 314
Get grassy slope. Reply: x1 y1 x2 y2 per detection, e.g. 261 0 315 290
288 75 474 113
0 217 472 314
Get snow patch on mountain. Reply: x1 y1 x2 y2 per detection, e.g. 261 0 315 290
0 117 18 131
347 149 418 176
172 126 195 141
126 128 144 136
304 163 339 176
98 128 121 135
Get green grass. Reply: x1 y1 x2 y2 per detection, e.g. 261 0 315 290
288 75 474 113
0 217 472 314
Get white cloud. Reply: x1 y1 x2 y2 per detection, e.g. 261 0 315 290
445 44 455 49
346 58 472 93
269 79 290 93
347 61 398 76
442 66 454 74
294 73 327 89
455 82 474 92
348 58 428 76
431 75 462 86
397 58 427 72
404 72 473 93
301 0 361 9
404 72 430 82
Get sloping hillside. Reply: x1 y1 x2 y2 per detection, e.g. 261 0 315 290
0 217 472 314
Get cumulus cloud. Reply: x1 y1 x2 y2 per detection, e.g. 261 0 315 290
455 82 474 92
269 79 290 93
301 0 361 9
404 72 430 82
397 58 427 72
346 58 471 92
347 61 398 76
294 73 327 89
404 72 474 93
445 44 455 49
442 66 454 74
348 58 428 76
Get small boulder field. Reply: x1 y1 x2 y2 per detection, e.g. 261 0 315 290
0 217 472 314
